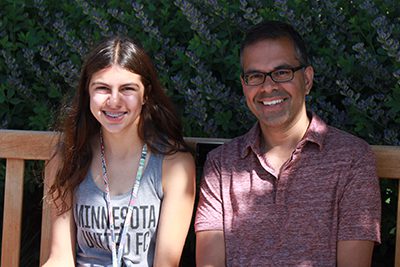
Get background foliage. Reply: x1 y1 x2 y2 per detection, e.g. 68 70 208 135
0 0 399 266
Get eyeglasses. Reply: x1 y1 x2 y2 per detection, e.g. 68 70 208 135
242 65 305 86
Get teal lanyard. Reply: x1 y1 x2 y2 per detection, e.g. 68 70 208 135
100 132 148 267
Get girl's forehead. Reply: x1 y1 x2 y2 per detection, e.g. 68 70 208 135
92 65 141 79
89 65 145 88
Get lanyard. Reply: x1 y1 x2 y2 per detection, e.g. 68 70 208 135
100 132 148 267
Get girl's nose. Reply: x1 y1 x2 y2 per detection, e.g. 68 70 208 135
107 91 120 107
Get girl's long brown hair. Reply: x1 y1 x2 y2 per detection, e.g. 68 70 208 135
48 36 189 214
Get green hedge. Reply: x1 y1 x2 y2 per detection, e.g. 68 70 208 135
0 0 399 266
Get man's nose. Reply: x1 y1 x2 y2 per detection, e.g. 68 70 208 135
261 75 278 90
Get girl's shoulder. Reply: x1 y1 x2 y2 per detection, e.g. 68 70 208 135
163 151 195 169
161 151 195 190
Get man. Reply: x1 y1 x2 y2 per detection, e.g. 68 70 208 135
195 20 381 267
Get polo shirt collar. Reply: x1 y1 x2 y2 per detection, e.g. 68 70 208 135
240 112 328 158
240 122 261 158
303 112 327 150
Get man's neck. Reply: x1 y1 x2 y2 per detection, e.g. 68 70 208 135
258 112 311 175
260 112 311 154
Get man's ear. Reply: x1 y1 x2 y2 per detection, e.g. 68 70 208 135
240 75 246 91
304 65 314 95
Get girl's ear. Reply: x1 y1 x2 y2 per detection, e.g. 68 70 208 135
143 85 151 105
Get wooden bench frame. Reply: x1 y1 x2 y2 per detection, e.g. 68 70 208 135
0 129 400 266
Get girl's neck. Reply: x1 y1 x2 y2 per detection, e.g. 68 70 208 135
100 129 144 160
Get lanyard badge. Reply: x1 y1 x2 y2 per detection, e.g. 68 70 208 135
100 132 148 267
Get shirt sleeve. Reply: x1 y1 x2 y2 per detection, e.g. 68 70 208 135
195 152 224 232
338 144 381 243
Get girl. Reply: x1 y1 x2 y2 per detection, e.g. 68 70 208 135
43 36 196 267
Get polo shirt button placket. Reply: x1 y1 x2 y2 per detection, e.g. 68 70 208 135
275 173 287 205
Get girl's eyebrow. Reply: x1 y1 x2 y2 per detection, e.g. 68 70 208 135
90 81 140 87
90 81 109 87
121 83 140 87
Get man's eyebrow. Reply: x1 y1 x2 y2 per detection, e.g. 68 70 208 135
274 64 297 69
243 64 296 74
243 68 263 74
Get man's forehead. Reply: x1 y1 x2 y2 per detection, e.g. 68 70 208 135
241 38 300 69
244 36 295 50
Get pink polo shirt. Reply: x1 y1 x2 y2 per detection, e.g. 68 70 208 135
195 113 381 266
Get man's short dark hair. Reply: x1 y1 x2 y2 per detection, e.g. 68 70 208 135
240 20 310 67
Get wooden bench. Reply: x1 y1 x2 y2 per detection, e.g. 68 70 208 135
0 129 399 266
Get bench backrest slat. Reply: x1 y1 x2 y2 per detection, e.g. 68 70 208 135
0 130 58 160
372 145 400 179
1 159 24 267
0 130 399 266
39 159 57 266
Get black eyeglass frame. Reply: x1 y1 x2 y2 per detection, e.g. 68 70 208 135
242 65 306 86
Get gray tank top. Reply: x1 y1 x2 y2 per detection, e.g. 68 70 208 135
73 152 164 267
